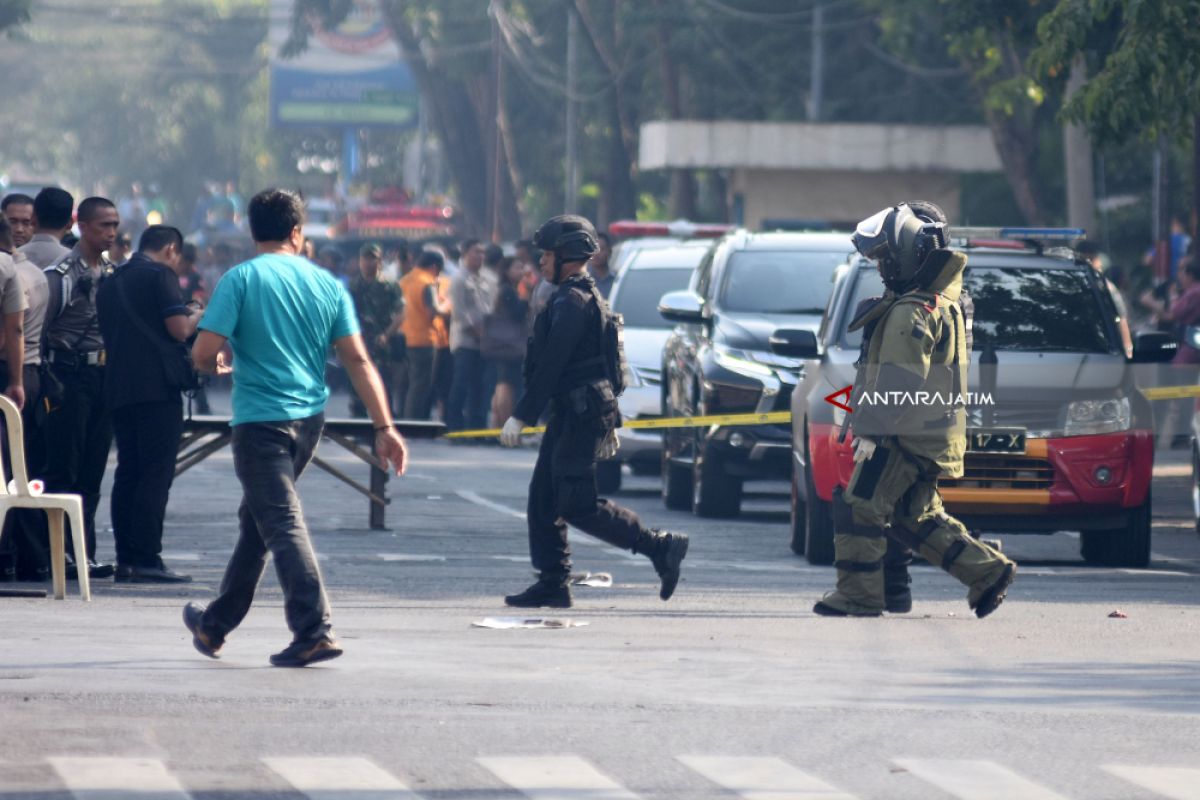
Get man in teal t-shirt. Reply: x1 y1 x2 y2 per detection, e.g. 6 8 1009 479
183 188 407 668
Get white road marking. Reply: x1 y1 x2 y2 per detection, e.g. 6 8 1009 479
893 759 1070 800
264 756 420 799
478 756 641 799
1104 765 1200 800
376 553 447 562
456 491 639 560
678 755 858 799
161 552 202 562
50 757 192 799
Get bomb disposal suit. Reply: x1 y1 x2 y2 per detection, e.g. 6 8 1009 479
813 203 1017 618
499 215 688 609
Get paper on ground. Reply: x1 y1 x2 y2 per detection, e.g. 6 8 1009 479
472 617 590 629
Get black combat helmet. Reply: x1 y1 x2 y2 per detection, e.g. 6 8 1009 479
533 215 599 265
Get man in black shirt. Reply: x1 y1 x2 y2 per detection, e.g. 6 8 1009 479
97 225 201 582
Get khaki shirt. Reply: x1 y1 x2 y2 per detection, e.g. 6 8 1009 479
14 251 48 365
18 233 71 269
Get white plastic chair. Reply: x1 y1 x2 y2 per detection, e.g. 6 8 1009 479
0 395 90 600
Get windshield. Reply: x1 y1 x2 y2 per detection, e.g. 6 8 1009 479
720 250 847 313
612 268 693 329
841 265 1114 353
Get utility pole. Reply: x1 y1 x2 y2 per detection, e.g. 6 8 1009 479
490 7 503 241
807 4 824 122
564 6 579 214
1062 56 1096 236
1152 135 1169 282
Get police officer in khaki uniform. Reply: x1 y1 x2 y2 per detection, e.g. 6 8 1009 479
498 215 688 608
348 242 404 417
814 202 1016 618
42 196 120 580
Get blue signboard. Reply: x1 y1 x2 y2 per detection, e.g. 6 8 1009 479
269 0 416 128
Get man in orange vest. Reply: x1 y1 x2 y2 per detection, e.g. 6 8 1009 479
399 250 448 419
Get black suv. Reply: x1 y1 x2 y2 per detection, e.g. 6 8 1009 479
658 231 853 517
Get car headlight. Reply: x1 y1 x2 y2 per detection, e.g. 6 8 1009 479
1065 396 1131 436
713 346 775 380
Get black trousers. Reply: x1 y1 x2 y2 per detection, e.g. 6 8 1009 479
527 410 648 580
202 415 331 645
0 364 48 575
42 363 112 561
403 346 435 419
111 401 183 567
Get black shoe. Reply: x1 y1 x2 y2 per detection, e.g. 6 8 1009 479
649 531 689 601
973 563 1017 619
504 579 572 609
66 556 115 580
0 565 15 582
269 637 343 668
15 566 50 582
182 602 222 659
116 562 193 584
885 592 913 614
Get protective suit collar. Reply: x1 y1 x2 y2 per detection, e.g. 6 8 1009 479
918 249 965 302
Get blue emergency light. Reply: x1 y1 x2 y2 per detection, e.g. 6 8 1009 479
954 227 1086 242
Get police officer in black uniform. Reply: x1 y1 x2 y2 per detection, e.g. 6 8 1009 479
499 215 689 608
42 196 120 580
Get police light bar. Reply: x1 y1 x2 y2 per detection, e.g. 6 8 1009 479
952 227 1085 242
609 219 733 239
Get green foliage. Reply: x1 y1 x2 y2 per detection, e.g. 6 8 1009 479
1032 0 1200 145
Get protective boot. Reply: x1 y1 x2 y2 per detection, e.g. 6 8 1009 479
900 514 1016 618
813 532 887 617
504 577 572 609
882 537 913 614
634 529 690 600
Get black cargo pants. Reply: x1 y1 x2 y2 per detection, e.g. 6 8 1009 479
527 404 649 581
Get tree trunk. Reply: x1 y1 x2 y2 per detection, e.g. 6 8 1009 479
653 0 696 220
383 2 492 237
982 106 1045 226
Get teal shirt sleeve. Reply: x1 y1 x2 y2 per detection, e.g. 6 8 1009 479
199 268 243 338
330 281 360 342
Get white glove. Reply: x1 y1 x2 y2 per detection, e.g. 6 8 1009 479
599 429 620 460
853 436 877 464
500 417 526 447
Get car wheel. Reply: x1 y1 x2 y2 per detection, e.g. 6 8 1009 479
789 459 806 556
692 440 742 518
596 459 622 495
662 437 692 510
1080 491 1152 568
804 461 836 565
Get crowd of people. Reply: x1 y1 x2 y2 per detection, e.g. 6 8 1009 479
0 184 618 590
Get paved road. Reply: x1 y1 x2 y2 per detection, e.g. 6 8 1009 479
2 419 1199 799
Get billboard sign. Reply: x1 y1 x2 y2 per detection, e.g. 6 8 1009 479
269 0 416 128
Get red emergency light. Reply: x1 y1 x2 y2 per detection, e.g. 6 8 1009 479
608 220 732 239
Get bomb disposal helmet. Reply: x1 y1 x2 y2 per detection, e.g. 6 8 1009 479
852 203 947 292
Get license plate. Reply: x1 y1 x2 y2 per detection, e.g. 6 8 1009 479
967 427 1026 454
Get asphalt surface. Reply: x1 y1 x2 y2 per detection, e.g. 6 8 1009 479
2 396 1199 799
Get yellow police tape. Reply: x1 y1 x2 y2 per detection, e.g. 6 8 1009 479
1143 385 1200 401
443 410 794 439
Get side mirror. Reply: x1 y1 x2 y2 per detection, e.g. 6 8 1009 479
768 328 820 359
1131 330 1178 363
658 290 706 324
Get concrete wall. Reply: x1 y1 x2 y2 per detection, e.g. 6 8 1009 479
640 121 1002 172
731 168 963 230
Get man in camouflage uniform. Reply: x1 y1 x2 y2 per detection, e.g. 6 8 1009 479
348 242 404 418
814 202 1016 619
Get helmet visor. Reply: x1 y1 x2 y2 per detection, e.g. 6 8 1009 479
852 207 893 259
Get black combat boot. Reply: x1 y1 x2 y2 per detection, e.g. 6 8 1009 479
635 530 689 601
504 577 572 609
883 538 913 614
